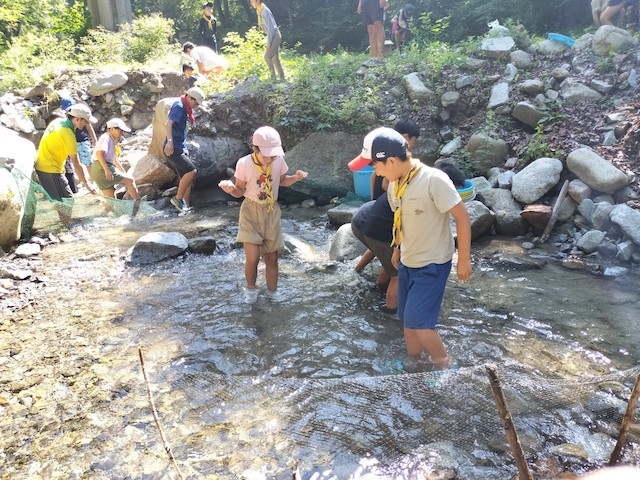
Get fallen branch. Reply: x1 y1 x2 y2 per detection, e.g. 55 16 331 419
138 346 185 480
537 179 569 244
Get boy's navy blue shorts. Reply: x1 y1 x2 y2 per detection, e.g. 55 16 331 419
397 261 452 329
361 0 384 26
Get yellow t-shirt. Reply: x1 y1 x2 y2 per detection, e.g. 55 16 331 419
35 119 77 174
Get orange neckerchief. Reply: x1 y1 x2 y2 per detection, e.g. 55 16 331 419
181 95 195 125
252 152 274 210
202 14 213 30
391 163 421 248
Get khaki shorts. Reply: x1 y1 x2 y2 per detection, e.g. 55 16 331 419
237 199 284 254
90 162 129 191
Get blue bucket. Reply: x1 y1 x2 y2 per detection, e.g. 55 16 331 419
353 165 374 199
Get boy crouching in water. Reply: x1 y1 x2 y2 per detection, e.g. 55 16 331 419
218 126 308 304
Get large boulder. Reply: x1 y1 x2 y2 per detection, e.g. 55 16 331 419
128 232 189 265
566 147 629 194
0 126 36 250
511 157 563 204
464 133 509 175
592 25 635 56
283 131 363 202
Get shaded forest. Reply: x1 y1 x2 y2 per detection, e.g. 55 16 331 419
1 0 593 55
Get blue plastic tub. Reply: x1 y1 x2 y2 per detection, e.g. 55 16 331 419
457 180 476 203
353 165 374 199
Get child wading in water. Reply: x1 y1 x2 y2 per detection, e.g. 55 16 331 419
218 126 308 304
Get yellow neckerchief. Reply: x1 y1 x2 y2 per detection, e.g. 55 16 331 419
202 14 213 30
252 152 274 210
391 162 422 248
256 3 264 32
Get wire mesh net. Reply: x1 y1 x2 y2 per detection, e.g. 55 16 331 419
12 168 157 239
141 359 640 479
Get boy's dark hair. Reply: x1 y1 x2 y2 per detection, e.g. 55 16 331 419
182 42 195 53
394 118 420 139
182 63 195 73
437 162 466 188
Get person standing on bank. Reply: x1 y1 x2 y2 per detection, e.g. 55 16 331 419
199 2 218 52
218 126 308 304
250 0 285 81
358 0 387 65
367 128 472 371
163 86 206 214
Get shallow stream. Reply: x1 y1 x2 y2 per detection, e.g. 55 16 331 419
3 203 640 479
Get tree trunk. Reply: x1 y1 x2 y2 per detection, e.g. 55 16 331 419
87 0 133 31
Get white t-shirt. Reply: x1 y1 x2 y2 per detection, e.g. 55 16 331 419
388 160 461 267
235 153 288 204
190 46 227 72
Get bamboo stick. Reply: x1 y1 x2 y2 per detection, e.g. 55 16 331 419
138 346 185 480
609 374 640 465
485 364 534 480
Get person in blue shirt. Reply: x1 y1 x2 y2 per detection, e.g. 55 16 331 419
163 86 205 214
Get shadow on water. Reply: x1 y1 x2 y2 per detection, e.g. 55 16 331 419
27 204 640 478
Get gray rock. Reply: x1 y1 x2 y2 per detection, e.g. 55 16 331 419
511 157 563 204
610 204 640 247
15 243 41 257
464 133 509 174
0 126 36 250
509 50 533 69
480 36 515 59
503 63 518 83
465 200 496 240
455 75 476 89
568 179 592 204
519 79 545 95
88 71 129 96
128 232 189 265
512 101 544 128
592 25 635 56
566 147 629 193
617 240 636 261
328 223 365 261
326 203 359 227
591 202 614 230
440 137 462 156
188 236 217 254
560 79 603 104
402 72 434 102
476 188 528 235
488 82 510 110
576 230 605 254
441 91 460 107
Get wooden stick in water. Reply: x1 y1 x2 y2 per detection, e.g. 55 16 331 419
138 346 185 480
609 374 640 465
485 364 534 480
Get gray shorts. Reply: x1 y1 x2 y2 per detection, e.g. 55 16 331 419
36 170 73 201
351 223 397 277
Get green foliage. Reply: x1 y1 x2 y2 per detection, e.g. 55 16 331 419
221 28 267 80
76 27 126 66
123 14 175 64
521 125 563 165
0 31 74 91
539 99 569 124
412 12 451 46
51 0 88 42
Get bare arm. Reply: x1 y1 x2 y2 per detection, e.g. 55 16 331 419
164 119 174 156
280 170 308 187
86 124 98 144
218 178 247 198
449 201 472 281
69 154 96 193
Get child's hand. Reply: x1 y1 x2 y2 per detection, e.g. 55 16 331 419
218 179 234 192
294 170 308 181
